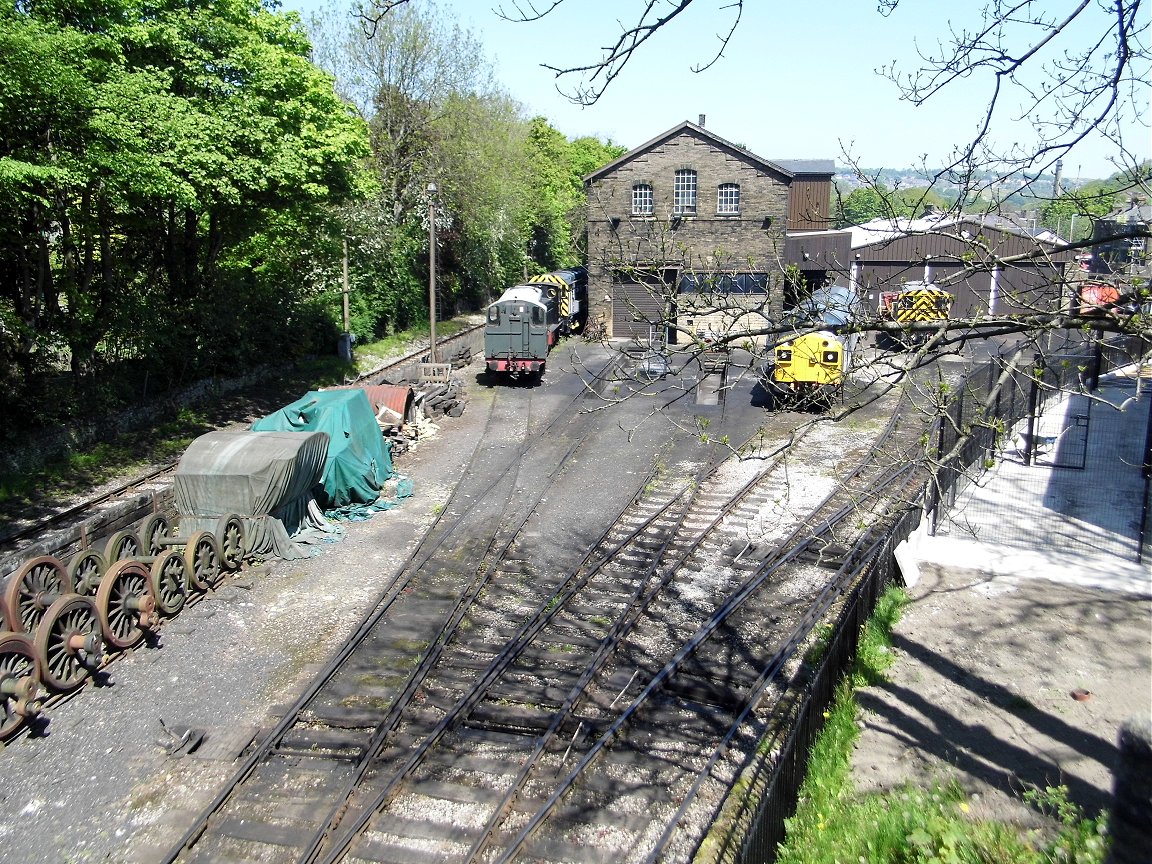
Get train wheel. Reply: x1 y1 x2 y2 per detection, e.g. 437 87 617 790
67 549 106 597
183 531 221 591
4 556 68 633
139 513 172 557
34 594 103 692
0 631 42 740
104 529 142 562
96 560 157 650
215 514 245 571
149 550 189 617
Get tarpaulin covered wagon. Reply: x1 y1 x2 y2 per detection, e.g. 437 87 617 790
173 429 335 560
250 389 395 512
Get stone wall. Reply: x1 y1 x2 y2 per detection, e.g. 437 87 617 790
1 366 278 476
585 128 791 337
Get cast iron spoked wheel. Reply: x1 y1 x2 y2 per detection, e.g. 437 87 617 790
215 514 245 571
67 549 106 597
149 551 189 617
183 531 222 592
104 529 142 563
96 561 157 651
4 556 69 633
33 594 103 692
0 631 42 740
215 514 246 571
138 513 172 557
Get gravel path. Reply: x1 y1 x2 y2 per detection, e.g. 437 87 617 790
0 388 485 864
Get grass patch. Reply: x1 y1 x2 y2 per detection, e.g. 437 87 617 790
0 406 212 508
775 585 1108 864
352 318 474 376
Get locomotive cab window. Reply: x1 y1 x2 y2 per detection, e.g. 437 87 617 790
532 306 544 324
487 306 500 323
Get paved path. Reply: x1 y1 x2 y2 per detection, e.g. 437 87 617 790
852 365 1151 824
910 365 1150 594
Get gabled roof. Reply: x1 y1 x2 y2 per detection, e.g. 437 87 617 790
583 120 835 183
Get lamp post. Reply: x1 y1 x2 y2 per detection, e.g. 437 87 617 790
427 182 437 364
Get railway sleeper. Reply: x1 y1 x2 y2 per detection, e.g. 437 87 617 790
208 814 321 849
355 813 480 850
405 776 506 806
570 766 679 806
466 701 558 734
276 726 371 759
661 672 746 708
796 540 852 569
519 833 633 864
480 680 569 708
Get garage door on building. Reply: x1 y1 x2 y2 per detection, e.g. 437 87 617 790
611 268 678 340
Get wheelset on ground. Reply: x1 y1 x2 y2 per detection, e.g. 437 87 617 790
33 593 104 692
0 597 43 741
0 510 248 738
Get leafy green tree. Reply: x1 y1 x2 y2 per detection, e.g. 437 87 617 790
1039 167 1149 241
836 186 895 227
0 0 370 417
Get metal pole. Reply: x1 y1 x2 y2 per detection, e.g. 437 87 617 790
1137 389 1151 564
427 182 437 364
342 238 350 334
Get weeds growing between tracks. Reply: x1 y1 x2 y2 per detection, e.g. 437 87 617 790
775 585 1109 864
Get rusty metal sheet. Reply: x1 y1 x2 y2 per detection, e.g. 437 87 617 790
333 385 414 425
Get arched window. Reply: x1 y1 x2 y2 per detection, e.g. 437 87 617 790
674 169 697 214
717 183 740 215
632 183 654 216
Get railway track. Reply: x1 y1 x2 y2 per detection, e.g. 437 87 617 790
158 351 640 862
0 328 487 743
154 370 928 863
2 330 943 863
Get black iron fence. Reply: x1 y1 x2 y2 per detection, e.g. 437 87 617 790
731 339 1151 863
732 506 921 864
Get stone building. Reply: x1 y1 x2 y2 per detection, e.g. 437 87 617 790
583 119 847 344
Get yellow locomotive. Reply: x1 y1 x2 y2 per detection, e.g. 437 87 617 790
878 282 953 348
759 285 861 410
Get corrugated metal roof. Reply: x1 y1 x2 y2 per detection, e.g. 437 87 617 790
845 213 1061 250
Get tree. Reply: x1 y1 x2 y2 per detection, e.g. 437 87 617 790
304 2 627 335
0 0 370 417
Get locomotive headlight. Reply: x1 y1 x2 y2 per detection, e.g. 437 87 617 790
822 351 839 364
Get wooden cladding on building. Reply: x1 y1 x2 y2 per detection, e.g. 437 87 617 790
787 178 834 232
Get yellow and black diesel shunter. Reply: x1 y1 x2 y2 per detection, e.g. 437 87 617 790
760 284 861 410
762 329 852 410
484 268 587 381
878 282 954 348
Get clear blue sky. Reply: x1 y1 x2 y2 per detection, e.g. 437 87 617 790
281 0 1149 180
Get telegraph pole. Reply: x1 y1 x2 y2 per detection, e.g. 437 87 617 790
427 182 437 364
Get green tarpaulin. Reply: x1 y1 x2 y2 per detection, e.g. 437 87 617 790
251 389 393 510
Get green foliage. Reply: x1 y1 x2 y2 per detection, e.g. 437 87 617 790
1040 181 1125 240
0 0 372 416
836 183 948 227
